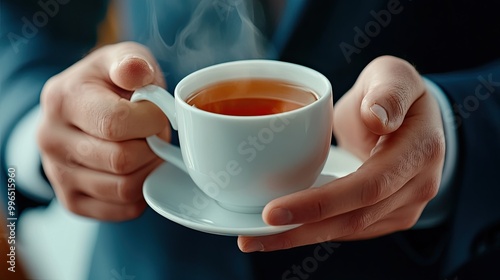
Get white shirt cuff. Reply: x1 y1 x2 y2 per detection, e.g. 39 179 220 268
6 105 54 202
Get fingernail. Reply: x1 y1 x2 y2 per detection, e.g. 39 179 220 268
116 55 154 74
370 104 388 126
131 56 155 86
119 56 155 87
243 240 264 253
120 55 153 68
268 208 293 225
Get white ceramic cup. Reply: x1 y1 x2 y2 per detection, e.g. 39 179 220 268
131 60 333 213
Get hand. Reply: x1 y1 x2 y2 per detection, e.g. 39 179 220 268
37 42 169 221
238 55 445 252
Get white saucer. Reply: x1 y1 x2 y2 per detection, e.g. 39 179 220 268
143 146 362 236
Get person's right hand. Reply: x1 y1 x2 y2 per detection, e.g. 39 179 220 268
37 42 169 221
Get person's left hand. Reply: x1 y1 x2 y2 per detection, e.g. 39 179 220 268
238 55 446 252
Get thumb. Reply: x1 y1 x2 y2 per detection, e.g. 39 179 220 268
358 56 425 135
108 42 165 91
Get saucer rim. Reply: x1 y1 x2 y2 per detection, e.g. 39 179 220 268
147 197 302 236
143 174 304 236
143 146 362 236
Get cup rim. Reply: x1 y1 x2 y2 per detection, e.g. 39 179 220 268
174 59 332 120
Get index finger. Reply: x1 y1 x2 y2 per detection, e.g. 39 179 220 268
55 42 169 140
64 83 169 141
262 96 444 226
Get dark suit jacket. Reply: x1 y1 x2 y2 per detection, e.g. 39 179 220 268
1 0 499 279
279 1 500 277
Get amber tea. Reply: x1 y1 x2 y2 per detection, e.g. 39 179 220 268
186 78 318 116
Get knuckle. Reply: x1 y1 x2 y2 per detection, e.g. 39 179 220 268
49 164 67 185
98 100 130 140
98 113 119 140
399 214 420 231
61 192 82 216
108 145 130 174
114 177 139 203
278 237 296 250
361 174 389 206
98 112 123 140
385 88 409 119
417 177 440 202
41 76 58 101
64 201 79 216
37 123 56 154
345 211 371 235
125 203 146 220
312 199 326 221
371 56 422 118
423 132 446 163
40 76 65 116
40 78 55 106
46 164 76 198
401 131 445 174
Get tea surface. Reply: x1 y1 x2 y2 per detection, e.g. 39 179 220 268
186 78 317 116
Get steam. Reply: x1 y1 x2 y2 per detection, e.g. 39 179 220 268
145 0 274 85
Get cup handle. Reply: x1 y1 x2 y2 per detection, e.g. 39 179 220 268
130 85 188 173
